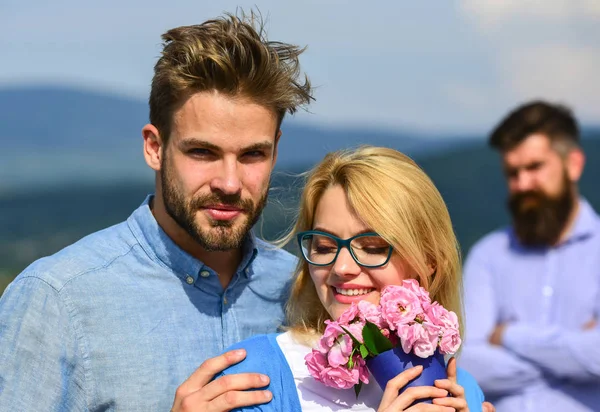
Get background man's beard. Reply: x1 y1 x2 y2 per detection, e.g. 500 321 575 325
507 176 575 247
160 164 268 252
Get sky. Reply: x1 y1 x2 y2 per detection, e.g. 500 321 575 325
1 0 599 135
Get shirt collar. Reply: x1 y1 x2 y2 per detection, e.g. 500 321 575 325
564 197 599 243
127 195 259 281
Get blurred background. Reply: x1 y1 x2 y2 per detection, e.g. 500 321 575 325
1 0 599 294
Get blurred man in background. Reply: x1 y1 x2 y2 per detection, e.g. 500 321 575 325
460 101 600 411
0 12 314 412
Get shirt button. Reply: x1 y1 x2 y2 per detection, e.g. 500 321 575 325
223 296 228 305
186 276 194 285
200 270 210 278
542 286 553 297
245 268 250 275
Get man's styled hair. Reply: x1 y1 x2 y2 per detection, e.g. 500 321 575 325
283 146 463 341
149 11 313 143
489 100 580 155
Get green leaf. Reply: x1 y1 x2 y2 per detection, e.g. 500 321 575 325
354 381 363 398
362 321 394 356
359 344 369 359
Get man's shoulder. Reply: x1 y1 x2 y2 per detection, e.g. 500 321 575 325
469 227 512 256
253 238 298 268
16 220 139 292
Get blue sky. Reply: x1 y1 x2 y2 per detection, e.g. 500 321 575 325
1 0 599 134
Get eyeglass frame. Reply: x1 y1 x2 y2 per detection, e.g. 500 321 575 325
296 230 394 268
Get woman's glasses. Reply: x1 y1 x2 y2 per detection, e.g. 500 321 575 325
297 230 393 268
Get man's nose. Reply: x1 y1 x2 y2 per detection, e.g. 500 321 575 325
210 158 242 195
511 170 536 193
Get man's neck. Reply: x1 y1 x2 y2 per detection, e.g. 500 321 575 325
150 196 242 289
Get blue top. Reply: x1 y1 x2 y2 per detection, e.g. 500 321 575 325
459 198 600 412
220 333 485 411
0 196 296 411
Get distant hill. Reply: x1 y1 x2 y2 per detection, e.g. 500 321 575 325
2 137 600 295
2 85 600 295
0 85 471 192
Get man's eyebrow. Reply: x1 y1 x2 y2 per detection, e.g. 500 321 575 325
240 141 274 152
178 138 221 152
177 139 274 153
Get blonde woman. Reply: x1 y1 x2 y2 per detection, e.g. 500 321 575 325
216 146 489 411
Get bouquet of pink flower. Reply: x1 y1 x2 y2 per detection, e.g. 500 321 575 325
305 279 461 396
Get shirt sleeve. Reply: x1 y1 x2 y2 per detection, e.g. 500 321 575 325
503 320 600 381
217 334 301 412
0 275 86 411
457 367 485 412
458 243 544 396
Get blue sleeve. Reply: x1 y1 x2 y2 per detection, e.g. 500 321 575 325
0 276 86 411
217 334 301 412
457 367 485 412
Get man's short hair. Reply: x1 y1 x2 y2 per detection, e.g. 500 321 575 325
489 100 580 154
149 11 313 143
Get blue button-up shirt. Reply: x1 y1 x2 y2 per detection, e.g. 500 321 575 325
0 196 296 411
459 198 600 412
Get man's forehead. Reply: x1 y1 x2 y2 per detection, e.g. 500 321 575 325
502 134 555 164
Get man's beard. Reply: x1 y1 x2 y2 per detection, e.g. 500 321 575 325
507 173 575 247
160 160 268 252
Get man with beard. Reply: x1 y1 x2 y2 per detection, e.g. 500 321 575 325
459 101 600 412
0 12 313 412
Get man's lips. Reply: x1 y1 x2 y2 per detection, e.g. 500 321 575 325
202 204 244 220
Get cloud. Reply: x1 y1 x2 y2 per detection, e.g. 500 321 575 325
462 0 600 28
501 45 600 118
457 0 600 125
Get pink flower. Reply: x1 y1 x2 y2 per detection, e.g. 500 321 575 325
317 321 345 353
401 279 432 307
337 303 361 325
426 302 458 329
327 333 354 367
439 327 461 355
305 350 328 380
425 302 461 354
397 323 440 358
357 300 385 328
412 323 440 358
319 364 361 389
354 355 370 385
379 285 423 330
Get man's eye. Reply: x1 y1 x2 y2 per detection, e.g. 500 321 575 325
188 148 214 156
243 151 266 158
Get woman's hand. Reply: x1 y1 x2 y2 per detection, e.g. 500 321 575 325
431 357 469 411
377 365 455 412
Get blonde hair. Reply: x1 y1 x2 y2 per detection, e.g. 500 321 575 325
149 10 313 143
284 146 463 340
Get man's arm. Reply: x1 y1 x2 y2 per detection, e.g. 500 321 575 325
459 243 544 396
498 318 600 381
0 275 85 410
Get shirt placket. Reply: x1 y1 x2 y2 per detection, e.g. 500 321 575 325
541 249 557 326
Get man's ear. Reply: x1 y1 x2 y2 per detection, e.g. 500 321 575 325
272 129 282 167
142 124 163 171
565 148 585 183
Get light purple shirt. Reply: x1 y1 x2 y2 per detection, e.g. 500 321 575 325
459 198 600 412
